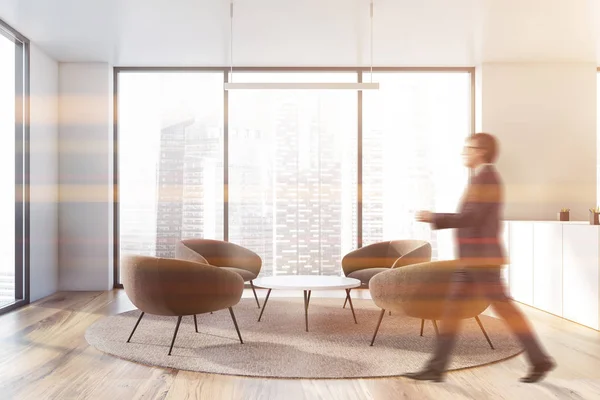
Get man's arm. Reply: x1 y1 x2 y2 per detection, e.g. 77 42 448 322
435 178 501 229
432 198 494 230
416 174 501 229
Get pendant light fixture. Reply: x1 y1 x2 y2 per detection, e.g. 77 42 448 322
224 0 379 90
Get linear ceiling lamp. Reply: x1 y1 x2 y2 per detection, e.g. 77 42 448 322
224 82 380 90
224 0 379 91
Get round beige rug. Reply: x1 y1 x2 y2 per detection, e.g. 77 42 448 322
85 297 522 378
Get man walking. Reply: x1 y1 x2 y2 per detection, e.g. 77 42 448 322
406 132 555 383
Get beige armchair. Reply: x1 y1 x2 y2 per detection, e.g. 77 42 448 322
121 255 245 355
176 239 263 308
341 240 432 308
368 260 494 349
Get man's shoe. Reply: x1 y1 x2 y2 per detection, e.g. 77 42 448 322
520 359 556 383
402 369 445 382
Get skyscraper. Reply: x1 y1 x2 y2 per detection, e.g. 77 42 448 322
228 127 274 276
362 128 384 246
155 117 223 258
182 122 223 240
272 97 346 276
155 118 192 257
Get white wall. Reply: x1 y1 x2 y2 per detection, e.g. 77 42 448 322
474 1 598 221
479 63 597 221
12 0 597 294
29 43 59 301
58 62 113 290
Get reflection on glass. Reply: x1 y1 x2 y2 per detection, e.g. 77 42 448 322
0 34 16 307
228 73 358 277
362 72 471 260
118 73 224 265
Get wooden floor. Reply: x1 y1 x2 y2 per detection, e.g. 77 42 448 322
1 289 599 400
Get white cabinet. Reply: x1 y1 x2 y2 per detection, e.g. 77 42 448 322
532 223 562 316
506 221 600 331
562 225 600 330
508 222 534 305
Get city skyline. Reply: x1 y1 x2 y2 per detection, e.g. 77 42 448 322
118 72 470 279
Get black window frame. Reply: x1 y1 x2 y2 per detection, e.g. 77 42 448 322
0 18 30 315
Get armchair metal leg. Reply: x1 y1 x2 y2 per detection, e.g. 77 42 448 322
303 290 310 332
127 311 145 343
258 289 272 322
345 289 357 324
343 288 351 308
193 315 198 333
432 320 439 336
370 309 386 346
229 307 244 344
250 280 261 309
420 319 425 336
475 316 494 349
168 316 183 356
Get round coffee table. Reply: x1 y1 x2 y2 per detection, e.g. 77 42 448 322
252 275 361 332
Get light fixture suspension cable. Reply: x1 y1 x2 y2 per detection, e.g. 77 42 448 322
370 0 374 82
223 0 379 90
230 0 234 82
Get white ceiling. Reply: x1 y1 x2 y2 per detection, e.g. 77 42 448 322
0 0 597 66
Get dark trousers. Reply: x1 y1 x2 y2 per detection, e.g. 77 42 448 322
427 267 550 372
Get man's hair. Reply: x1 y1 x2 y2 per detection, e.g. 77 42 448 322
472 132 498 163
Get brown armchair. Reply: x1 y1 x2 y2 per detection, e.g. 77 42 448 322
341 240 432 307
368 260 494 349
176 239 263 308
121 255 245 355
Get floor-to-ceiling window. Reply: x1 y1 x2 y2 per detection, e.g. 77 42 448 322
0 20 29 313
228 72 357 277
362 72 471 260
117 72 224 265
115 68 471 284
